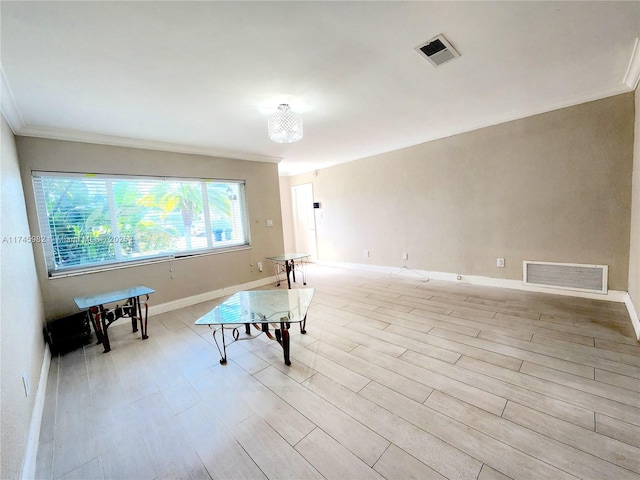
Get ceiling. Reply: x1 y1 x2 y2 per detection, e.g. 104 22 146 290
1 2 639 176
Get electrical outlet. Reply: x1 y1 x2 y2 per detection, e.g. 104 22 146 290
402 253 408 260
364 250 370 258
257 262 263 272
497 257 505 268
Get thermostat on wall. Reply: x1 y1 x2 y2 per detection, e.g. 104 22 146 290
313 202 321 209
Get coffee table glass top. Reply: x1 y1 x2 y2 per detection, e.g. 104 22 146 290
74 285 155 309
195 288 315 326
266 253 310 262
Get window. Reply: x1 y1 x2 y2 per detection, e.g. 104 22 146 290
32 172 250 276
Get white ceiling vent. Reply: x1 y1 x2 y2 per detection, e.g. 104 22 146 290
415 34 460 67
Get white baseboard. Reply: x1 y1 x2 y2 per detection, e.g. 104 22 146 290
318 261 628 303
625 293 640 341
148 276 278 316
21 343 51 480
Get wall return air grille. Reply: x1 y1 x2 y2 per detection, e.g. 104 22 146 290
523 261 608 294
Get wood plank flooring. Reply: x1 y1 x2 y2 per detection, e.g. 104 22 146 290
35 265 640 479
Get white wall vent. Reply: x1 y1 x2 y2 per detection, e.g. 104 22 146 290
523 261 608 294
415 34 460 67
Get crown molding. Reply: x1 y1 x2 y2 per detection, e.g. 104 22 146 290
1 64 280 163
0 67 25 133
417 84 633 148
623 37 640 91
17 125 282 164
280 83 632 178
281 75 635 180
6 35 639 173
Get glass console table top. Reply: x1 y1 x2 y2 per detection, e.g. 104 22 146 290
195 288 315 326
265 253 310 262
74 285 155 309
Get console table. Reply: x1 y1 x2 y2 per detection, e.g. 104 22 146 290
74 285 154 353
266 253 310 289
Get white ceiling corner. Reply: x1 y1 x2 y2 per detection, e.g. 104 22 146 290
1 66 24 133
624 37 640 91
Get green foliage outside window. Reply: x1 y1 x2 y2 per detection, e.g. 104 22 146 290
33 173 248 275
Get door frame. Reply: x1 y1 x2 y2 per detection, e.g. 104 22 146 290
291 183 318 263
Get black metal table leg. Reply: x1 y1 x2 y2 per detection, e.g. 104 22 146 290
130 296 139 333
99 305 112 353
280 322 291 365
138 295 149 339
300 313 307 335
213 327 228 364
87 307 103 345
285 260 292 289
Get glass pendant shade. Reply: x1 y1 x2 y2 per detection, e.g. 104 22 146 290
268 104 303 143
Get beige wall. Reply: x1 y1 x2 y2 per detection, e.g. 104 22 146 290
287 93 634 291
1 117 47 479
279 175 296 253
629 88 640 326
16 137 285 319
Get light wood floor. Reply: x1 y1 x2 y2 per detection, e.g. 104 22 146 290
35 265 640 480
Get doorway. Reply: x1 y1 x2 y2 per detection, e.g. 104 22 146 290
291 183 318 263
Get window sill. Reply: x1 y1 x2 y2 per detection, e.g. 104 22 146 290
47 245 251 279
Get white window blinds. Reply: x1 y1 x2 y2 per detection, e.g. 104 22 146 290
32 172 250 276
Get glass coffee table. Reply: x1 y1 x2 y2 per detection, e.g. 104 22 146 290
195 288 315 366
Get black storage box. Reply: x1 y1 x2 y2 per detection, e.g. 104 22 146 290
44 311 92 355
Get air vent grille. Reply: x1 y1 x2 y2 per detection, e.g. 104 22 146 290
420 38 447 57
523 261 608 294
415 34 460 67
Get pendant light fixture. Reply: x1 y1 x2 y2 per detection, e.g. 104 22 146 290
267 104 303 143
